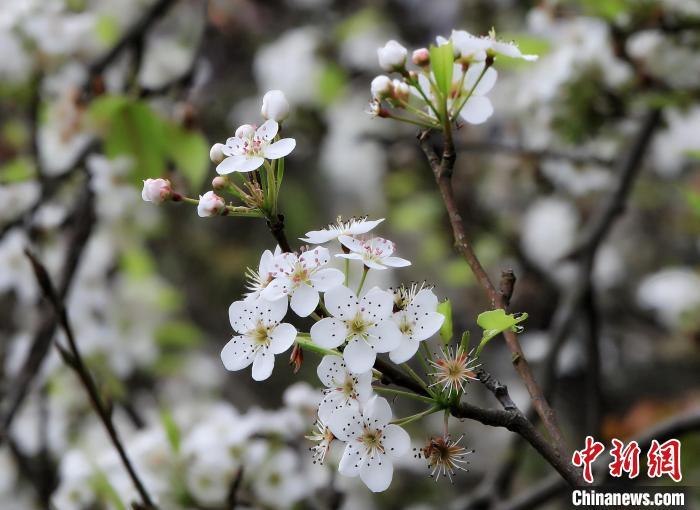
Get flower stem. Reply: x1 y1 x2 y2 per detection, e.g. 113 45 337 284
374 386 436 404
356 266 369 295
391 406 441 426
401 363 429 391
344 258 349 286
295 334 340 357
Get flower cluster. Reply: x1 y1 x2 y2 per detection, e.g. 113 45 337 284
141 90 295 219
219 216 446 491
369 29 537 128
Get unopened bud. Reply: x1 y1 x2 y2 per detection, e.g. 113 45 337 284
377 40 408 71
370 75 392 100
235 124 256 139
412 48 430 66
209 143 226 164
141 178 172 205
261 90 290 122
212 175 228 191
197 191 226 217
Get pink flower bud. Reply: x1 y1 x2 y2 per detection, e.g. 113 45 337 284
197 191 225 217
261 90 290 122
209 143 226 164
235 124 256 138
141 178 171 205
377 40 407 71
212 175 228 191
412 48 430 66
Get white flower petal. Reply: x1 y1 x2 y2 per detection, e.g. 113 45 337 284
310 318 347 349
367 320 401 352
229 300 254 333
460 96 493 125
412 312 445 341
300 229 340 244
343 338 376 374
220 336 255 371
327 407 363 442
251 349 275 381
317 354 347 387
363 395 392 427
216 155 264 174
255 296 288 325
360 287 394 322
382 256 411 268
360 453 393 492
474 67 498 96
389 336 420 364
347 218 384 235
382 424 410 457
324 285 358 320
408 288 439 312
261 277 292 301
300 246 330 268
255 119 279 141
263 138 296 159
290 283 319 317
310 268 344 292
338 442 363 477
338 235 365 253
269 323 296 354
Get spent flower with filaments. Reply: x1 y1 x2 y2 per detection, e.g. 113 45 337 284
139 31 536 493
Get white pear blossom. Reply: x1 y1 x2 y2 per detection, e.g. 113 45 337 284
217 120 296 174
261 89 290 122
414 61 498 125
337 236 411 270
316 355 373 422
300 217 384 244
141 178 171 204
245 246 284 300
327 396 410 492
377 40 407 71
221 298 297 381
197 191 225 217
389 285 445 363
311 286 401 373
261 246 344 317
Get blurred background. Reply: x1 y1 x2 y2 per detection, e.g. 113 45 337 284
1 0 699 508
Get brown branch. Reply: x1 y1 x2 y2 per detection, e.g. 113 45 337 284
417 129 571 469
0 182 96 443
24 250 157 509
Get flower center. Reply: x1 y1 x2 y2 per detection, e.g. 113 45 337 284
349 314 371 336
341 377 357 398
360 427 385 454
242 136 266 158
252 322 271 347
291 264 310 285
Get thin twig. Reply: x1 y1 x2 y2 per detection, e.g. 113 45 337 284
24 250 157 509
417 129 571 470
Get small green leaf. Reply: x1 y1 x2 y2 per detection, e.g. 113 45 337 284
160 407 181 453
429 42 454 104
90 469 127 510
475 309 528 357
437 299 453 344
459 331 471 355
0 157 36 184
318 63 347 105
166 125 209 189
